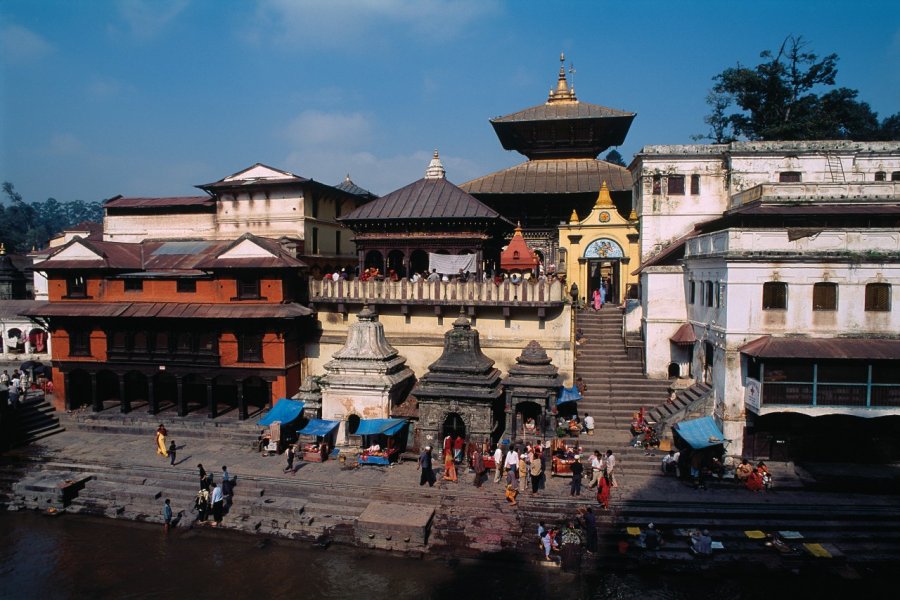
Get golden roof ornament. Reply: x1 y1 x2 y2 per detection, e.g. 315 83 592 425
0 243 5 255
547 52 577 104
628 207 638 221
594 181 614 209
569 209 579 224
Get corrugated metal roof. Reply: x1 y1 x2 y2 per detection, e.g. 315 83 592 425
21 302 313 319
341 177 502 221
335 175 376 199
151 241 216 255
36 234 306 271
0 300 49 320
492 101 635 123
740 336 900 360
460 158 631 195
104 196 214 209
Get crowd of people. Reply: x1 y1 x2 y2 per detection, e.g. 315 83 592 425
1 368 48 409
319 266 565 285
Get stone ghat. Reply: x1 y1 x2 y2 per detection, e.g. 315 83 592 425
3 453 900 577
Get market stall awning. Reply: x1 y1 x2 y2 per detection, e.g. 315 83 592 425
556 385 582 406
673 416 726 449
297 419 340 437
353 418 407 436
670 323 697 346
257 399 305 426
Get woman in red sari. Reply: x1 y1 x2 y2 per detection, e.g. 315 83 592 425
745 468 764 492
597 473 610 509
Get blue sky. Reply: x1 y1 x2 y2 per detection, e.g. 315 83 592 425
1 0 898 204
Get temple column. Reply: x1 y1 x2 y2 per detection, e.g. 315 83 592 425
119 374 129 414
63 371 72 411
90 372 101 412
147 378 157 415
206 378 216 419
176 375 186 417
237 380 247 420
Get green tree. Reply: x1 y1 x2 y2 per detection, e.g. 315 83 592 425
1 182 103 253
604 149 626 167
699 36 897 142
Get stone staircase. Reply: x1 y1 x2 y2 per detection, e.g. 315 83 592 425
646 381 713 437
570 306 674 489
59 409 261 447
0 393 65 450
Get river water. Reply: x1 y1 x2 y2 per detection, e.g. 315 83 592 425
0 512 887 600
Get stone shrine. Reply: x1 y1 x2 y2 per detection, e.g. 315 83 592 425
503 340 562 438
319 305 414 446
413 310 504 449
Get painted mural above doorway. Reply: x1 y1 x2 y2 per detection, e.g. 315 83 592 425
584 238 624 259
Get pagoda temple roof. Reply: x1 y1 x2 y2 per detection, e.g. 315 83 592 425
489 56 635 159
340 151 511 224
500 225 538 271
335 174 377 200
460 158 631 195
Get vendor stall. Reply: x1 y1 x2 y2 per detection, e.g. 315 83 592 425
355 418 407 465
256 399 305 455
296 419 340 462
550 439 583 477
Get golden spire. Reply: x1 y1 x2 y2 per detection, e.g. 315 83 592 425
0 243 5 255
569 208 579 224
547 52 576 104
628 207 638 221
594 181 614 209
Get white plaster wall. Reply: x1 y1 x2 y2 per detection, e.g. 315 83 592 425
641 266 689 377
307 305 573 389
321 388 391 445
216 190 305 239
104 213 216 242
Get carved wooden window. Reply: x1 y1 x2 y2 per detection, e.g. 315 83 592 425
763 282 787 310
124 278 143 292
667 175 685 195
690 174 700 195
66 275 87 298
69 330 91 356
177 279 196 293
813 282 837 311
865 283 891 312
238 333 264 363
237 277 260 299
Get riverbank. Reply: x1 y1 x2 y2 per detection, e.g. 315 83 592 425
2 412 900 580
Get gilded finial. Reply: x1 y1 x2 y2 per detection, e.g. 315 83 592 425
0 243 5 255
628 208 638 222
569 209 579 224
548 52 576 104
594 181 613 209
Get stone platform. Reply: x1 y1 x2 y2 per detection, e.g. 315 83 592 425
356 501 435 552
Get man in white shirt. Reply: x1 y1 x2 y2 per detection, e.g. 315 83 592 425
588 450 603 488
210 483 224 526
505 446 519 478
493 444 504 483
583 413 595 435
605 449 617 487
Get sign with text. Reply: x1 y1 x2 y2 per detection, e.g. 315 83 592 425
745 378 761 414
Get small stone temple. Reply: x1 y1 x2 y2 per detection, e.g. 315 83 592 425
503 341 562 438
319 305 415 446
294 376 322 421
413 310 504 449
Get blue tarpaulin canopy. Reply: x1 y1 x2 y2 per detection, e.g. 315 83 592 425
673 416 727 449
257 399 305 426
556 385 582 406
297 419 340 437
354 418 407 436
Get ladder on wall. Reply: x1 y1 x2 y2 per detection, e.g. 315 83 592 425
825 153 846 182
